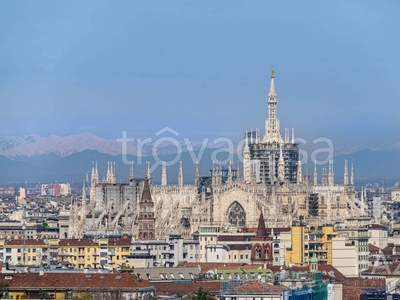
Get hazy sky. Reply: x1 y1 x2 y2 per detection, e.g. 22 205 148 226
1 1 399 150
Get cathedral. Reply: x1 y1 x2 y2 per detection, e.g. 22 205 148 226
68 70 365 239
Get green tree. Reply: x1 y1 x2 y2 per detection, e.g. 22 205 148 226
190 287 214 300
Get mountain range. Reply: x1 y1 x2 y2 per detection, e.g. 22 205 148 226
0 133 400 184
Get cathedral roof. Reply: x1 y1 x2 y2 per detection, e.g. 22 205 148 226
141 177 152 202
256 213 267 237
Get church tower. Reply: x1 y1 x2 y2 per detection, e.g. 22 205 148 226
137 176 155 240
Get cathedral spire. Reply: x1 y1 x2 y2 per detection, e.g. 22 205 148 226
322 165 327 186
350 161 354 185
178 161 183 187
304 161 309 184
344 159 349 186
81 179 86 213
95 161 98 183
161 161 167 186
328 160 334 186
129 161 134 180
113 162 116 183
146 162 151 180
297 160 302 184
106 162 110 183
227 161 232 183
291 128 295 144
91 161 95 184
313 161 318 186
361 186 364 202
262 68 283 143
195 161 199 186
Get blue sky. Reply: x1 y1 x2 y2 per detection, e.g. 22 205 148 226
0 1 399 150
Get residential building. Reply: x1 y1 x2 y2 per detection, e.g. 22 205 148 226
335 223 370 272
286 220 309 266
366 223 388 249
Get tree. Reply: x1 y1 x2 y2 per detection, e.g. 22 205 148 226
190 287 214 300
0 279 9 299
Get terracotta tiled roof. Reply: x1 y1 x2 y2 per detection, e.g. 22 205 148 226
59 238 97 247
6 239 46 246
342 278 385 300
246 227 291 234
382 244 394 255
368 243 381 254
178 263 258 272
361 262 400 276
108 238 131 246
228 244 251 251
154 281 221 297
230 281 287 294
2 273 152 290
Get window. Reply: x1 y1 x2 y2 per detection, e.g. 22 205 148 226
240 255 243 259
217 255 219 259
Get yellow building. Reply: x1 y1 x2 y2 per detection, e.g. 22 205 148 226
308 225 337 265
58 237 130 268
285 223 308 266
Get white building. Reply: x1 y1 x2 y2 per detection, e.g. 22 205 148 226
366 224 388 249
331 236 358 277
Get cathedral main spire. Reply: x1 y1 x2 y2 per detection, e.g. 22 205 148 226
262 68 283 143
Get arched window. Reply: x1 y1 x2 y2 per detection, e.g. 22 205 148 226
227 202 246 227
255 246 261 259
265 247 270 259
